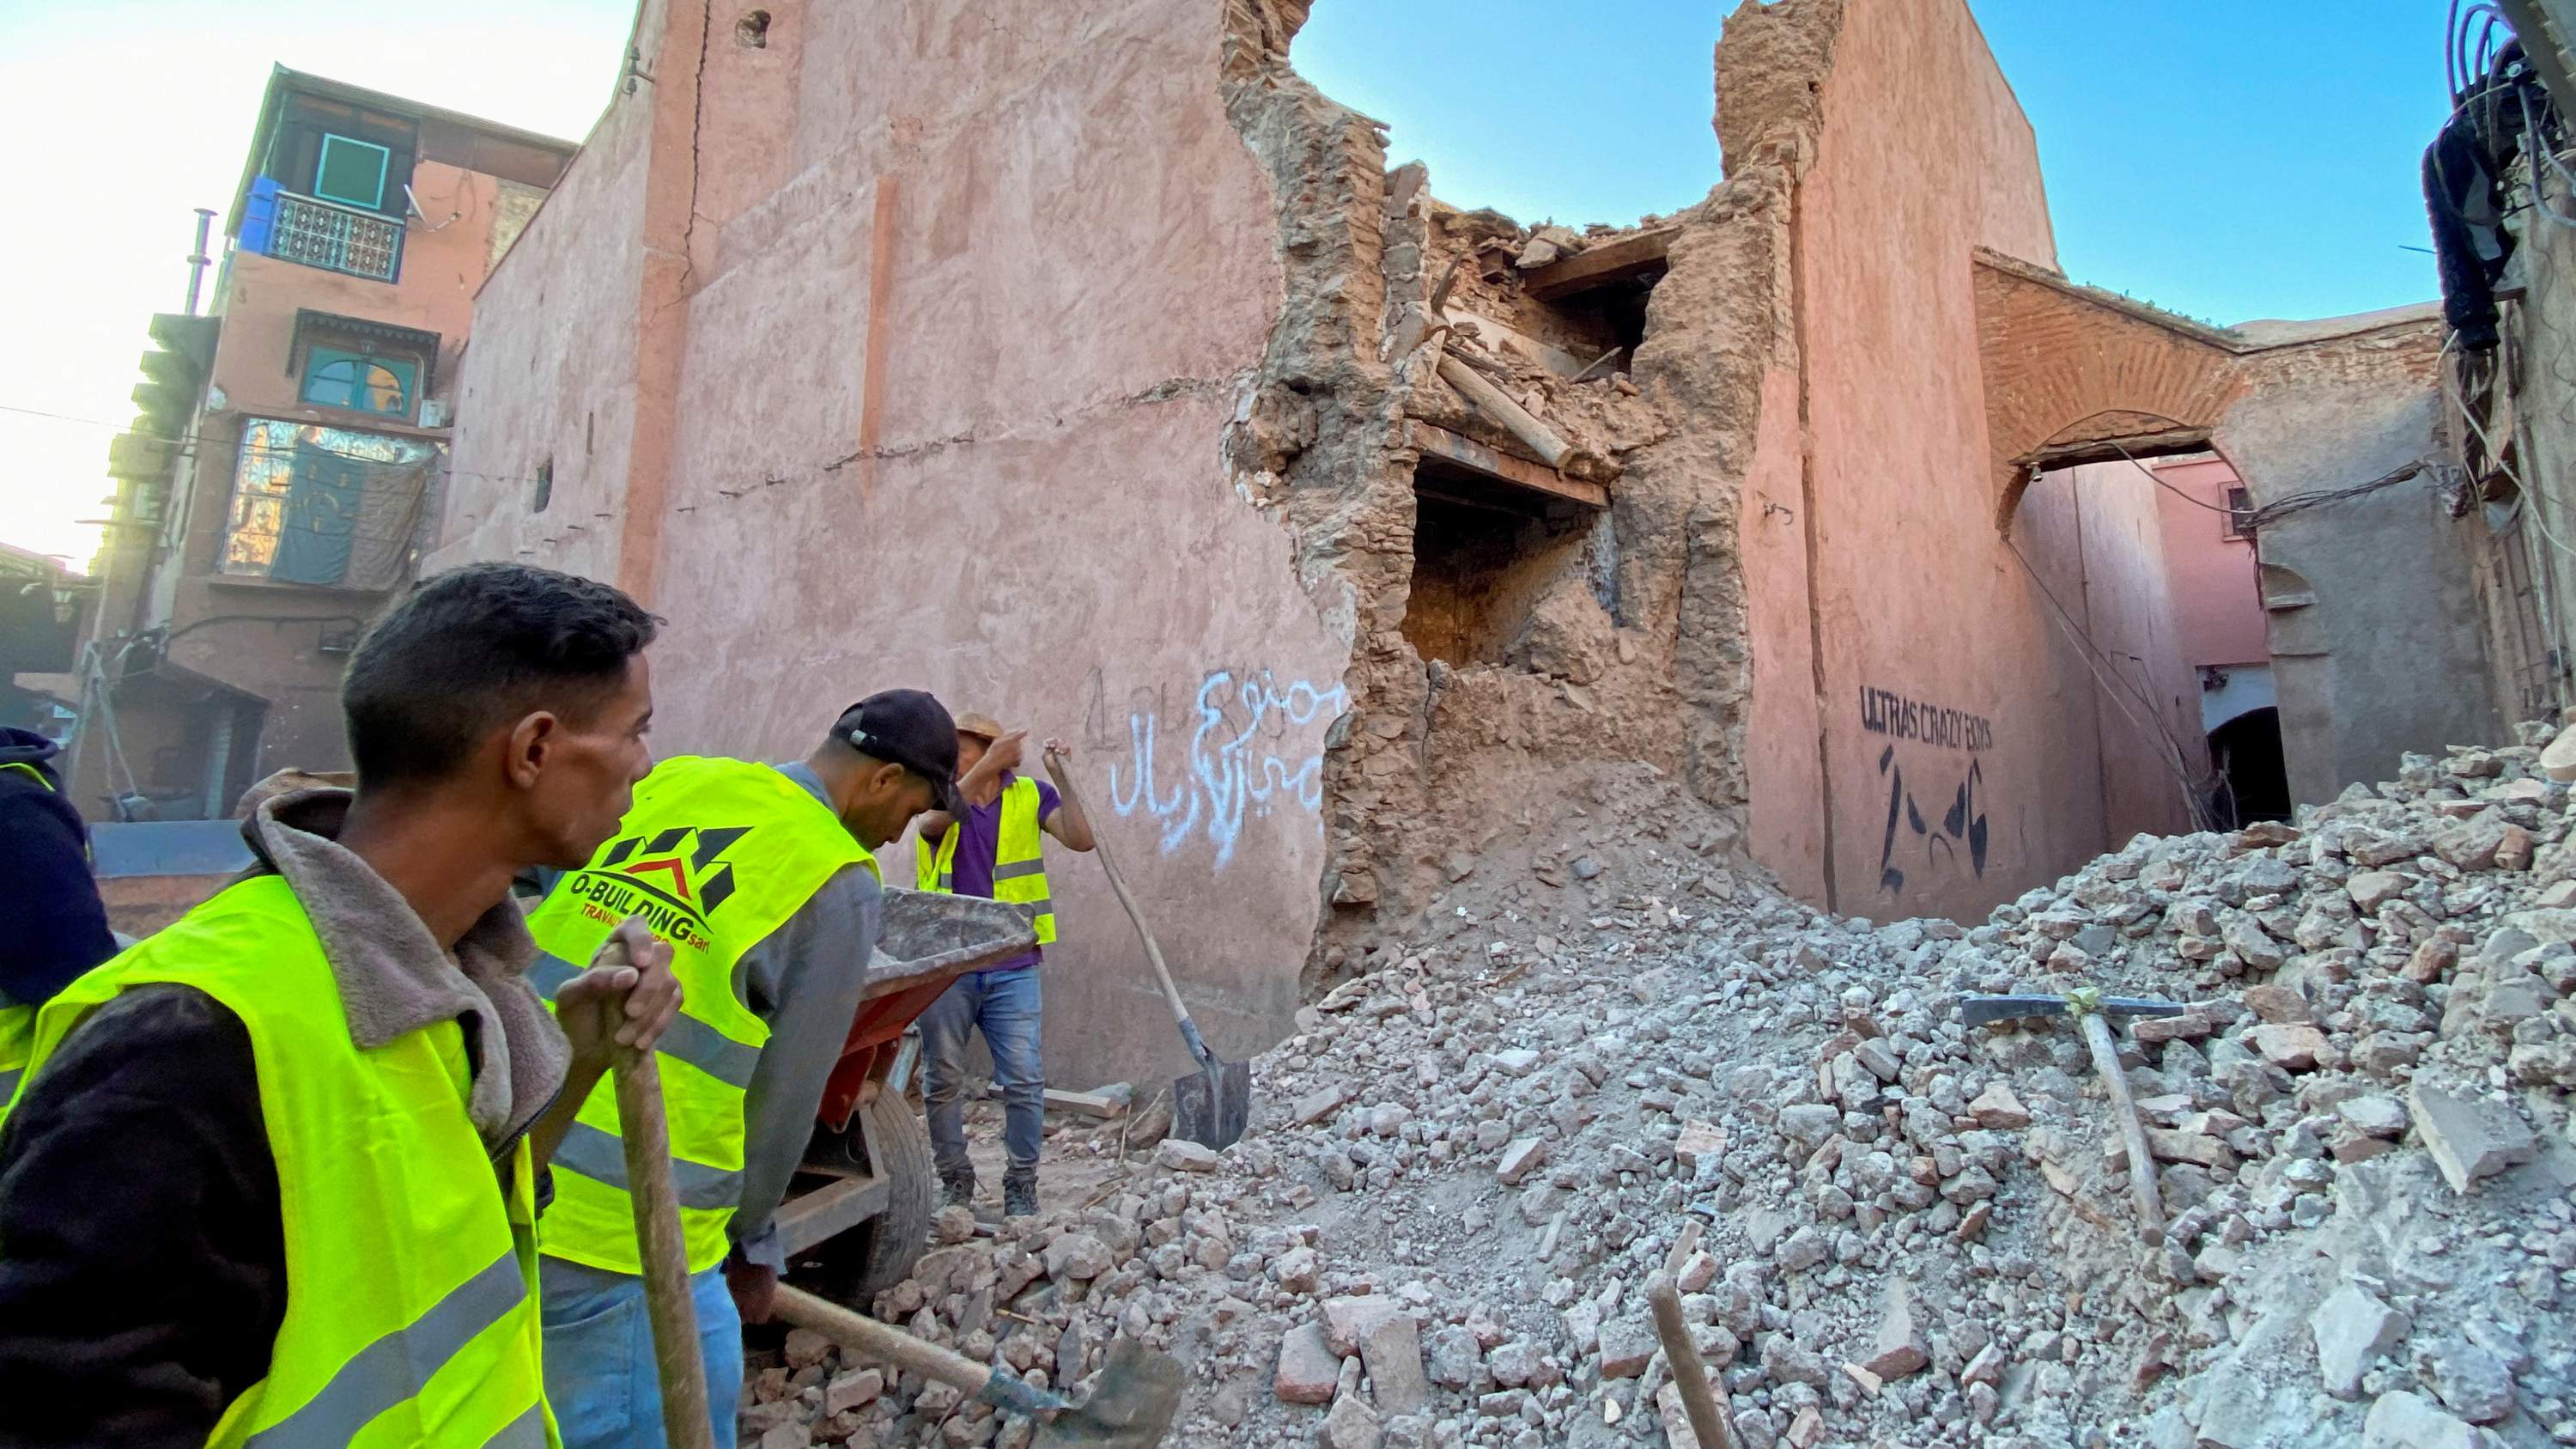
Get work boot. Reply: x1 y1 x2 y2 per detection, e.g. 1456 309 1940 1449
1003 1170 1039 1218
940 1166 976 1209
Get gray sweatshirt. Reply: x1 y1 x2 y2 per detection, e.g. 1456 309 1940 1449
722 761 884 1271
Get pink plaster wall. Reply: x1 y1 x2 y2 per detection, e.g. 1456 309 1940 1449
1746 0 2197 922
1740 365 1829 904
2152 457 2268 667
435 0 1346 1090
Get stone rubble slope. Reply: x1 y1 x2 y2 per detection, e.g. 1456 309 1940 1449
741 745 2576 1449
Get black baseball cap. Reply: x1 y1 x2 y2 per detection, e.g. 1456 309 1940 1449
829 690 960 809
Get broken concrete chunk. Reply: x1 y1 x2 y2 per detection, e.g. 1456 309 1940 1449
1495 1136 1549 1185
1862 1284 1930 1380
1425 1325 1483 1389
2241 983 2316 1024
2408 1082 2538 1193
1492 1048 1542 1076
1358 1312 1428 1416
1042 1233 1113 1281
1598 1320 1657 1379
1275 1322 1341 1404
2312 1282 2410 1398
1778 1103 1842 1151
2130 1010 2213 1044
1851 1037 1902 1082
2338 1093 2410 1139
1967 1081 2032 1129
1156 1138 1219 1172
2418 1338 2515 1423
1293 1085 1346 1125
2346 870 2412 914
1674 1120 1727 1171
1774 1225 1828 1274
1323 1295 1402 1359
1319 1393 1382 1449
2252 1022 2329 1070
2361 1391 2484 1449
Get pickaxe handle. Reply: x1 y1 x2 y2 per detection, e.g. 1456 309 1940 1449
2078 1013 2166 1247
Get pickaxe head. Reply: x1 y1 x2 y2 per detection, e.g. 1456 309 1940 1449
1959 993 2187 1030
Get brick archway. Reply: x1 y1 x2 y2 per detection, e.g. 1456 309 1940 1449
1973 249 2247 533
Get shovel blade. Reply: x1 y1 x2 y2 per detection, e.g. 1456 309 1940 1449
1170 1055 1250 1151
1035 1336 1186 1449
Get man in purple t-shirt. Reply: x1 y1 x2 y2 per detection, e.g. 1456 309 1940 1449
913 713 1094 1216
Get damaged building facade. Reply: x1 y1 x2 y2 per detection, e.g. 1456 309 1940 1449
431 0 2523 1086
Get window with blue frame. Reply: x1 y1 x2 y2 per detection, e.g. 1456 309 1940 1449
313 134 392 210
301 348 415 418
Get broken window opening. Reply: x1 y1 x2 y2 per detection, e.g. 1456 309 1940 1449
1401 456 1600 670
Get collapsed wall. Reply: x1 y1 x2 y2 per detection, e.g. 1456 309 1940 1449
1218 0 1856 994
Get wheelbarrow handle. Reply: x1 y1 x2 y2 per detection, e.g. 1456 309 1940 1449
1043 747 1206 1057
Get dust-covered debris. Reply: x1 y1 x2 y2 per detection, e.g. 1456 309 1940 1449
741 726 2576 1449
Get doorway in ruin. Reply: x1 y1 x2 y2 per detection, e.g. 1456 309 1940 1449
2208 705 2289 825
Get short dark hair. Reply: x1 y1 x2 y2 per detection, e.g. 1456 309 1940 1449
343 563 659 787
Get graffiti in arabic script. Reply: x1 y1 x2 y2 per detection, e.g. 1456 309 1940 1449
1095 668 1349 870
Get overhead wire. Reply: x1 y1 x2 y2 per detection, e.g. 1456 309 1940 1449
1997 485 2220 833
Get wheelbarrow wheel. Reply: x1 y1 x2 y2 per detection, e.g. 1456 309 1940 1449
800 1093 937 1305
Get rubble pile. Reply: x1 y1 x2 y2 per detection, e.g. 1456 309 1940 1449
744 740 2576 1449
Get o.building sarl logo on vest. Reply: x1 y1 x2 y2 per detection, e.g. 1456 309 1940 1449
559 824 755 953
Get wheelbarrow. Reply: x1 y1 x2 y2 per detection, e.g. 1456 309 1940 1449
772 887 1039 1299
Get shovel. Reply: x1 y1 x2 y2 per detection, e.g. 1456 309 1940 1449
775 1283 1182 1448
601 938 717 1449
1045 747 1250 1150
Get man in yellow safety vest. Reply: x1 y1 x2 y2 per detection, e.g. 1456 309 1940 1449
913 714 1093 1218
0 562 683 1448
523 689 959 1446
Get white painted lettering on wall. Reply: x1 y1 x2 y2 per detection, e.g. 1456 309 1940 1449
1091 668 1348 868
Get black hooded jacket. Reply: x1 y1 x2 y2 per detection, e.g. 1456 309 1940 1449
0 728 115 1008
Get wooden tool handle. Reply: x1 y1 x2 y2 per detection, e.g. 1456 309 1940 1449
775 1283 993 1395
1645 1272 1732 1449
598 927 714 1449
615 1050 714 1449
1043 747 1200 1054
2081 1012 2166 1247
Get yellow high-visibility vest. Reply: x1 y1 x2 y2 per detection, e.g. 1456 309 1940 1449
914 773 1055 943
524 757 874 1274
0 759 67 1105
6 874 555 1448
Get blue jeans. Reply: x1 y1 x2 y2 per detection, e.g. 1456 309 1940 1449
920 967 1045 1174
539 1257 742 1449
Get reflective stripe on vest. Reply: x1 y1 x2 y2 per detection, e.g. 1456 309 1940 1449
0 1001 27 1106
15 875 553 1449
524 757 873 1274
913 774 1054 944
0 759 56 1101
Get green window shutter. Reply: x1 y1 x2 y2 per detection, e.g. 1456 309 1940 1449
301 348 415 417
313 135 391 210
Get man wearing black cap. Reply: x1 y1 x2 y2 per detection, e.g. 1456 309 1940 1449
522 690 957 1446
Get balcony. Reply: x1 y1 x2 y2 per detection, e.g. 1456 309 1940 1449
261 191 404 283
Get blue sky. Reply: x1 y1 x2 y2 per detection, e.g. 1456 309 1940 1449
0 0 2452 566
1291 0 2450 325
